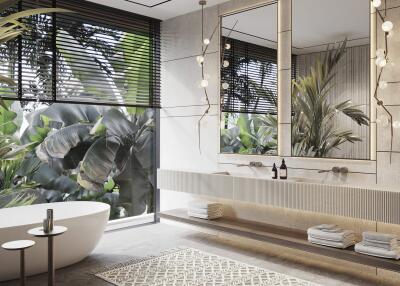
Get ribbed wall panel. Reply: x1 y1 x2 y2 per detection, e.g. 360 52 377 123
158 169 400 225
296 45 370 160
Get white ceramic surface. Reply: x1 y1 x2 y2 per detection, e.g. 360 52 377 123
0 201 110 282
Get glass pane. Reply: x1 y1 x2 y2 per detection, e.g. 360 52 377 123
220 2 278 155
0 100 156 220
292 0 370 159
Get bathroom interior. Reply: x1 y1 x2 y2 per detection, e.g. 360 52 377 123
0 0 400 285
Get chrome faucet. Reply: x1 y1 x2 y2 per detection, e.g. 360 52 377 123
318 167 349 174
236 161 265 167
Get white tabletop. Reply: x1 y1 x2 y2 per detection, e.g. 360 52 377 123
2 240 36 250
28 226 68 237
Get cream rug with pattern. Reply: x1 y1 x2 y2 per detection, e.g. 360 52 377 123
95 248 321 286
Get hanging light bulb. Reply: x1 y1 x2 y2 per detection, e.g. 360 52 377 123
382 21 394 32
196 55 204 64
223 60 230 67
372 0 381 8
393 121 400 129
221 82 229 90
377 115 390 127
375 57 387 67
203 38 210 45
376 48 385 58
200 79 209 87
379 81 388 89
225 43 231 50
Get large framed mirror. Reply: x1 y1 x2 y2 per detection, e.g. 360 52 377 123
220 2 278 155
291 0 371 160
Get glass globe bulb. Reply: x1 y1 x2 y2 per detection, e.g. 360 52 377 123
376 48 385 58
382 21 394 32
196 55 204 64
379 81 388 89
375 57 387 67
223 60 230 67
393 121 400 129
378 115 390 127
372 0 381 8
221 82 229 90
203 38 210 45
200 79 209 88
225 43 231 50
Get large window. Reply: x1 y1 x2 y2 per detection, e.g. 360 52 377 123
0 1 160 220
1 0 161 107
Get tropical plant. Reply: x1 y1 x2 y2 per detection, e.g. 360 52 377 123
291 41 369 157
0 0 70 105
0 152 43 208
20 103 155 218
221 113 277 155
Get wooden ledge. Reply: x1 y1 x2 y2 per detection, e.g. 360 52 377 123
159 209 400 273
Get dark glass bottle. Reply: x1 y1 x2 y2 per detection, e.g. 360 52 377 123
272 163 278 179
280 159 287 180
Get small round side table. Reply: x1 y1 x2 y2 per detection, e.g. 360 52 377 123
1 240 35 286
28 226 67 286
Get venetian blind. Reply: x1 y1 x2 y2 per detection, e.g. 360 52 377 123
0 0 161 108
221 37 278 115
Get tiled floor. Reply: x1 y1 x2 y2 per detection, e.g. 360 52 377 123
1 221 397 286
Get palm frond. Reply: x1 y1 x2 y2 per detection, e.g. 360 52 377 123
291 40 369 158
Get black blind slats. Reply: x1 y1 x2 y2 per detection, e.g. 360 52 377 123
54 0 161 107
0 0 161 108
221 37 278 114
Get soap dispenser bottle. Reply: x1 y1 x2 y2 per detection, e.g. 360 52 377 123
272 163 278 179
280 159 287 180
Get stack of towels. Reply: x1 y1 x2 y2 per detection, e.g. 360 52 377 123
187 201 223 220
307 224 356 249
355 232 400 260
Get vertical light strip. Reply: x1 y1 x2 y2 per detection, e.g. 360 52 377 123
277 0 292 157
370 3 377 161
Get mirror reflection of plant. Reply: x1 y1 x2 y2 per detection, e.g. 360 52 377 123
291 41 369 157
221 112 277 155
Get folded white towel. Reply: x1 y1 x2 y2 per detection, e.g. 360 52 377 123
308 234 355 245
314 224 338 230
188 207 223 216
313 224 343 233
187 211 223 220
188 201 222 210
307 227 355 242
362 240 397 251
308 237 355 249
362 231 398 243
355 243 400 260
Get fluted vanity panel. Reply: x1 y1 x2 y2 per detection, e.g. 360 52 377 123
158 169 400 224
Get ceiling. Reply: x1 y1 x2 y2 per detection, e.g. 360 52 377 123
222 0 370 54
86 0 230 20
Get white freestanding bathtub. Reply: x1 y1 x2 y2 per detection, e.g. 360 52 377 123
0 201 110 281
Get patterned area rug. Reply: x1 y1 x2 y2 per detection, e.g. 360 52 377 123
95 248 321 286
